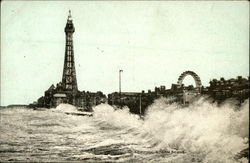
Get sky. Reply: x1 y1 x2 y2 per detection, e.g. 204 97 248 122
1 1 249 106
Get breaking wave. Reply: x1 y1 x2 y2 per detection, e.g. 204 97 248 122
0 97 248 162
92 97 249 163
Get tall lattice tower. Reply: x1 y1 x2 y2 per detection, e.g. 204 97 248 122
62 10 78 93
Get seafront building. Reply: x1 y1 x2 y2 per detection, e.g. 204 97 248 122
207 76 249 103
108 74 249 114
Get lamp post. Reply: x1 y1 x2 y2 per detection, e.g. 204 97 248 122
119 70 123 108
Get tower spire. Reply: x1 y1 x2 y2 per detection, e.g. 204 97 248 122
68 10 72 20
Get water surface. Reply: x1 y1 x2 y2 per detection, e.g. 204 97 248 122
0 98 248 162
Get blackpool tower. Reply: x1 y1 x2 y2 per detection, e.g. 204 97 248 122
34 11 106 108
62 10 78 93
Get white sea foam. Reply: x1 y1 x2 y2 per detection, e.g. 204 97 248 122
93 104 143 129
51 103 79 113
1 98 248 162
92 97 249 162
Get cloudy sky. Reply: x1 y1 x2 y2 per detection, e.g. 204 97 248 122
1 1 249 106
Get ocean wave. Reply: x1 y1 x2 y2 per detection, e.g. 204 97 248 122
92 97 249 162
1 98 248 162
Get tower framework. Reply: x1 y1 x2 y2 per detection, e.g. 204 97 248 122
62 10 78 93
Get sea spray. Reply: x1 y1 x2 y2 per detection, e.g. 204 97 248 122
1 98 248 162
92 97 249 162
51 103 78 113
93 104 143 129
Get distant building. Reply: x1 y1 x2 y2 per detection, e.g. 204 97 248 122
108 92 152 115
32 11 106 110
108 71 203 114
108 72 249 115
208 76 249 103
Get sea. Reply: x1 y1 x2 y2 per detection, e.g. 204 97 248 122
0 97 248 163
